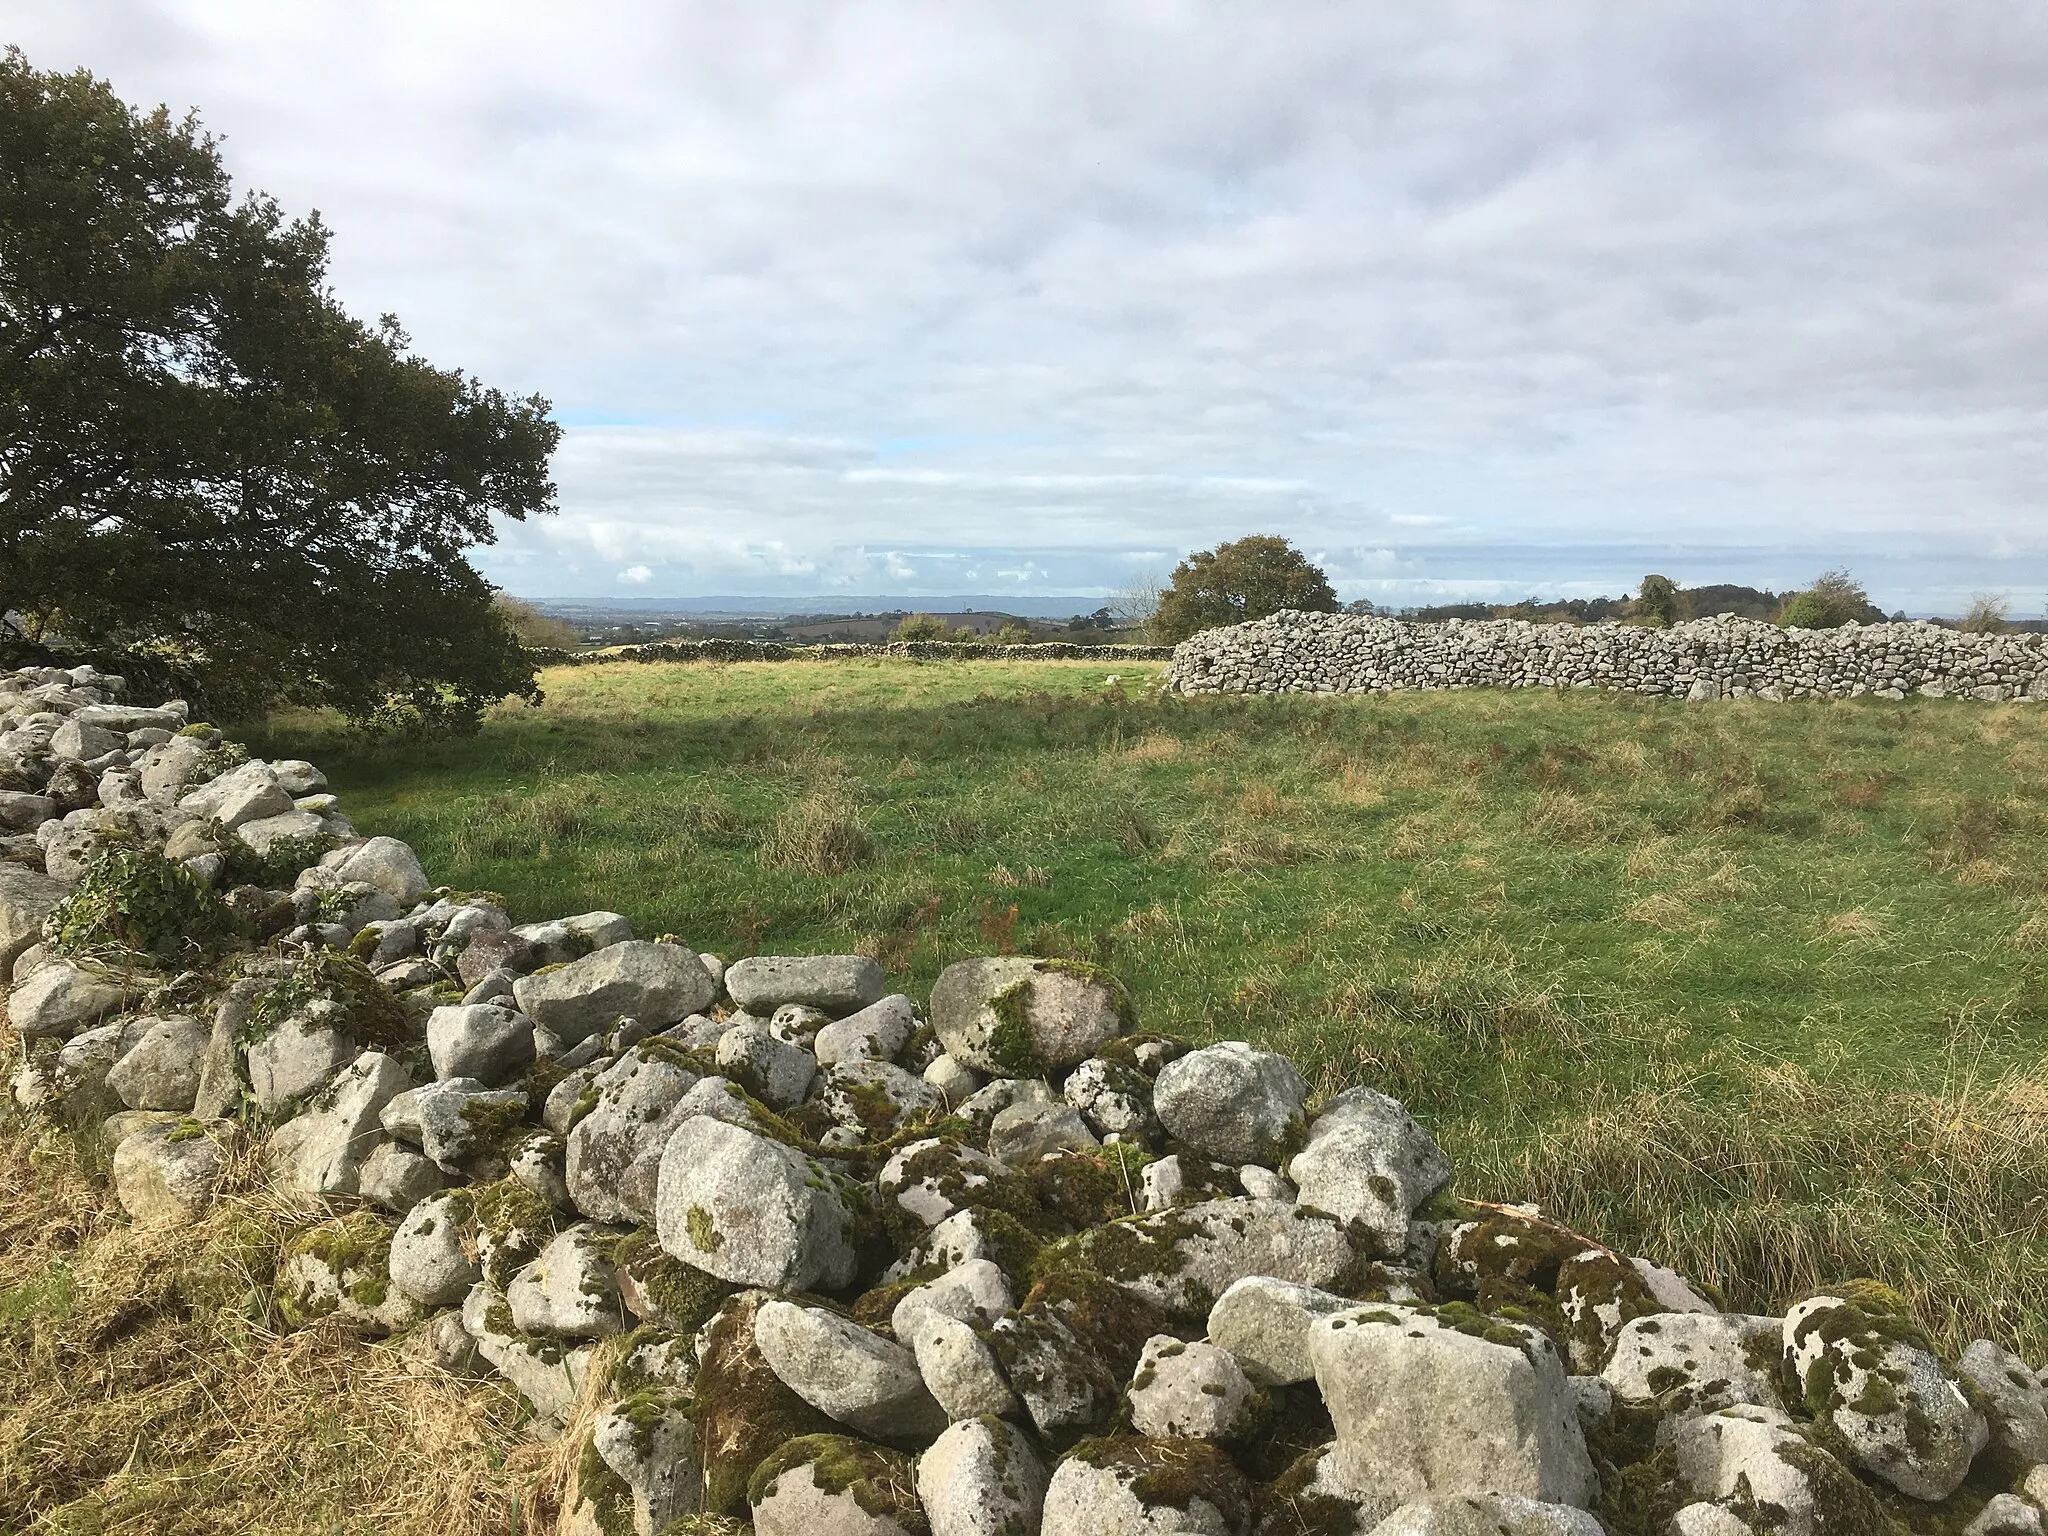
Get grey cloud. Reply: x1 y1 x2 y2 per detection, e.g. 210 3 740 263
11 1 2048 611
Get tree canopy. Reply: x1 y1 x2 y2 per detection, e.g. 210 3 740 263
1151 535 1338 643
0 48 560 729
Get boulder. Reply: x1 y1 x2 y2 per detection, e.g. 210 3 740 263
1152 1041 1306 1165
903 1310 1017 1422
1206 1274 1359 1386
1128 1335 1260 1440
456 930 534 988
514 940 715 1044
1040 1437 1251 1536
460 1282 595 1430
1308 1304 1595 1508
268 1051 409 1197
725 953 886 1016
277 1214 421 1334
820 1057 946 1139
748 1435 927 1536
332 836 429 905
235 809 327 856
814 992 918 1065
714 1017 818 1107
917 1416 1048 1536
1959 1338 2048 1469
1367 1497 1605 1535
988 1274 1166 1441
244 1002 355 1114
923 1053 982 1107
0 862 62 970
1141 1153 1245 1212
7 957 141 1039
754 1299 949 1444
563 1045 701 1224
1968 1496 2046 1536
988 1100 1098 1166
585 1388 702 1535
880 1138 1015 1230
930 956 1131 1076
654 1117 859 1292
270 759 327 796
105 1014 210 1111
508 1129 571 1210
355 1141 444 1214
1783 1293 1987 1500
426 1003 536 1086
111 1117 227 1225
0 790 56 832
1045 1197 1359 1321
1670 1404 1887 1536
413 1078 529 1175
1286 1088 1451 1257
1600 1312 1783 1417
507 1224 627 1337
1062 1053 1159 1143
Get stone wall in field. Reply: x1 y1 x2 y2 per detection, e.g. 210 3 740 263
9 658 2048 1533
529 638 1175 667
1167 609 2048 702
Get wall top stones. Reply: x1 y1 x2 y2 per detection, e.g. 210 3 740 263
528 638 1175 667
1166 610 2048 703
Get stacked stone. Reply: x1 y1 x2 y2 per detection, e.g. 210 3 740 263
7 660 2048 1535
1167 610 2048 703
533 638 1176 667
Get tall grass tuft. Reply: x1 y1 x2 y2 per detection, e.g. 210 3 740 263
1459 1057 2048 1359
763 789 876 876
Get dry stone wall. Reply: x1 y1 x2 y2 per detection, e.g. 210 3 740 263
532 638 1173 667
5 658 2048 1535
1168 609 2048 702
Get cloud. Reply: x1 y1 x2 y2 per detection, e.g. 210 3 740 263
617 564 653 584
12 1 2048 611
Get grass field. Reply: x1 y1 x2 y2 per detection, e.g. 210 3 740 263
5 654 2047 1535
251 657 2048 1351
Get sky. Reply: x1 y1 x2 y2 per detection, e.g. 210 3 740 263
11 2 2048 616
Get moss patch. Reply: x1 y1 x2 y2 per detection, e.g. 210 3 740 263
745 1434 927 1529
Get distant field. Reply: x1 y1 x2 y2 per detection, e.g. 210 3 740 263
250 657 2048 1357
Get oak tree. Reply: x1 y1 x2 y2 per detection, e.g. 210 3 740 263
0 49 560 730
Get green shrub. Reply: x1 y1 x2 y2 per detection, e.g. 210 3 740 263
219 830 339 890
44 844 234 962
890 613 950 642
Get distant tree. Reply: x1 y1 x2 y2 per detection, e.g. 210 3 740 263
0 49 559 730
1345 598 1380 615
493 595 580 649
991 622 1035 645
892 613 950 641
1108 578 1164 633
1151 535 1338 644
1777 569 1883 629
1634 574 1681 628
1960 593 2011 634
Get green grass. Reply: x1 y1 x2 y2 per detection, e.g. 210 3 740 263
244 656 2048 1358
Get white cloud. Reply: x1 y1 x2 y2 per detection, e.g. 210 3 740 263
13 1 2048 611
617 564 653 584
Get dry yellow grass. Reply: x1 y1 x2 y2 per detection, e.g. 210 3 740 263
1121 733 1183 763
0 1118 547 1536
1821 907 1891 945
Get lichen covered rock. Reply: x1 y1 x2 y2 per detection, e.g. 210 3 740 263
930 956 1132 1076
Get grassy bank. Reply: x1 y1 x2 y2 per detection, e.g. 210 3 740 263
4 655 2045 1533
